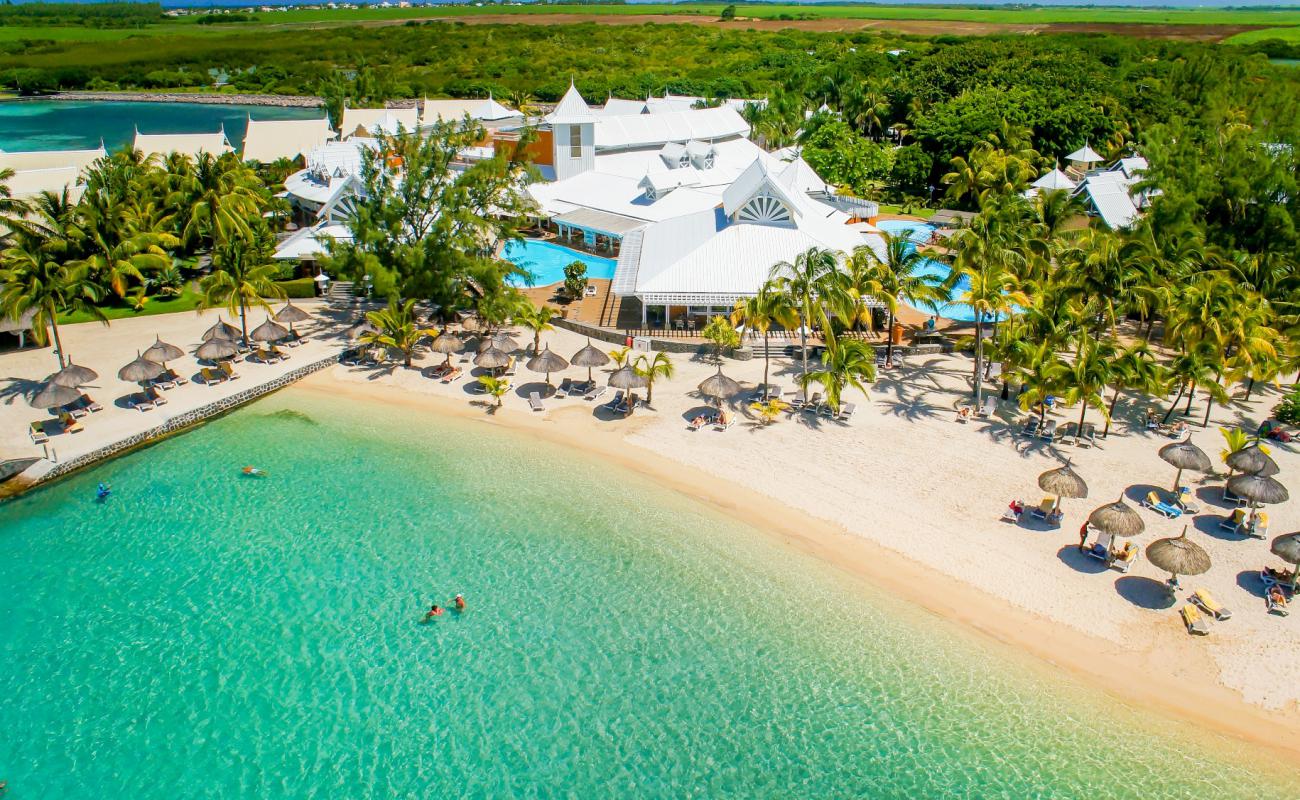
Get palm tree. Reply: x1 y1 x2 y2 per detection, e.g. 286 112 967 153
1103 343 1167 438
1163 342 1229 426
1030 188 1082 243
949 221 1026 410
769 246 844 401
73 195 176 298
1062 337 1114 439
609 345 632 369
0 167 30 232
172 151 265 252
731 279 797 391
362 298 438 368
851 231 948 364
800 337 877 413
634 351 674 407
514 303 556 355
200 234 284 346
0 239 105 368
1014 340 1068 426
478 374 509 408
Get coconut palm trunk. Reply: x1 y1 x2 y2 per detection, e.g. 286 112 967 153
972 317 984 407
238 296 250 347
1104 387 1121 438
762 327 771 389
45 300 67 368
885 308 896 364
1163 382 1187 424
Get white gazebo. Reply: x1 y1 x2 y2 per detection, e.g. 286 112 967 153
1065 144 1104 176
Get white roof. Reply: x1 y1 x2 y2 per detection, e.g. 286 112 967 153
340 107 418 137
0 146 105 174
640 167 701 193
1031 168 1076 191
241 117 335 163
1114 156 1148 178
1066 144 1104 163
272 222 352 260
134 129 232 159
529 170 719 223
776 157 828 196
421 97 521 127
599 98 649 116
592 106 750 151
546 83 593 125
4 166 85 201
1077 172 1140 230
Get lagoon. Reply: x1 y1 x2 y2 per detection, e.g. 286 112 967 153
0 100 323 153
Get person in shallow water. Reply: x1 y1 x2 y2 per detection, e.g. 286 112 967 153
425 604 444 620
453 594 466 611
96 483 111 500
242 466 266 477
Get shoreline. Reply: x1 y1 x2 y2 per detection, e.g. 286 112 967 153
295 368 1300 766
13 92 325 108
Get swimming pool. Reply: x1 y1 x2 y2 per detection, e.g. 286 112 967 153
503 240 617 288
874 219 1010 323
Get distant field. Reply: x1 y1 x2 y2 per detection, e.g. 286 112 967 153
1224 26 1300 44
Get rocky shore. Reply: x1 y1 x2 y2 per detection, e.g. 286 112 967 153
35 91 324 108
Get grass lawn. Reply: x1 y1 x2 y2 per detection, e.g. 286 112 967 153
876 204 937 219
1224 27 1300 44
58 287 204 325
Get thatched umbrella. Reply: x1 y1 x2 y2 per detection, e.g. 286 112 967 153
273 302 312 324
201 318 241 342
29 380 81 410
1226 473 1289 507
430 333 464 366
609 365 647 392
698 367 741 407
1269 532 1300 591
1158 436 1211 491
1087 493 1145 538
195 337 238 363
1146 526 1212 585
250 317 290 343
474 345 512 371
1226 444 1279 478
117 352 164 384
477 332 519 354
142 336 184 367
1038 459 1088 512
570 339 610 384
526 346 569 388
48 362 98 388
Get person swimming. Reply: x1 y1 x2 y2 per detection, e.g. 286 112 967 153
424 604 444 620
96 482 111 500
453 594 466 611
242 466 267 477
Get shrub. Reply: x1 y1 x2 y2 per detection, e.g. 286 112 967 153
274 278 315 299
1274 389 1300 425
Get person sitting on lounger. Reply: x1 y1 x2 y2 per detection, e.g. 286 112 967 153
1170 420 1188 437
1008 500 1024 520
1268 585 1288 609
1047 508 1063 526
957 406 972 421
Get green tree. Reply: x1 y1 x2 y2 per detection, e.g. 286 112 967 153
800 337 877 413
514 302 556 355
200 233 284 346
478 374 509 408
634 351 674 407
1103 343 1166 438
1062 337 1114 440
169 151 266 253
769 246 844 402
719 4 736 21
701 314 740 360
851 230 948 363
562 260 588 300
362 297 438 368
0 237 105 369
731 279 797 392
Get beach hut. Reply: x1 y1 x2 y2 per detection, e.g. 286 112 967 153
1146 526 1211 588
1226 444 1279 478
1270 533 1300 592
251 318 290 343
202 318 242 342
1038 459 1088 513
430 333 464 367
570 340 611 384
1158 436 1211 491
142 336 184 367
117 353 164 385
48 362 98 388
526 346 569 389
698 367 741 407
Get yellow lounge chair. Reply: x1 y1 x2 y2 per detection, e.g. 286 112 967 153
219 361 240 380
1030 496 1054 520
1192 589 1232 621
1218 508 1245 532
1180 604 1210 636
201 367 226 385
29 421 48 444
1252 512 1270 538
59 412 84 434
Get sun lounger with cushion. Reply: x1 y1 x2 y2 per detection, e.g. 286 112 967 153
1267 586 1290 616
201 367 227 385
128 394 155 412
585 384 607 402
556 378 574 397
1192 589 1231 621
1039 419 1057 441
146 386 168 406
219 361 240 380
1175 487 1200 514
1143 491 1182 519
528 391 545 412
977 395 996 417
271 345 289 360
1180 604 1210 636
1020 416 1039 437
605 390 625 411
77 394 104 412
1111 541 1138 573
1245 512 1269 539
836 402 856 422
152 373 176 390
58 411 84 432
1085 531 1114 563
1029 496 1054 520
29 421 48 444
1218 508 1246 532
688 412 714 431
441 367 462 383
61 401 89 419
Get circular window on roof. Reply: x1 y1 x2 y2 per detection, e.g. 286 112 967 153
737 194 792 225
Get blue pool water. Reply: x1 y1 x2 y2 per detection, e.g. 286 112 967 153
874 219 1011 324
503 239 617 288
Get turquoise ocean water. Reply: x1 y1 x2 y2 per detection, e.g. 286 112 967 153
0 101 323 153
0 388 1294 798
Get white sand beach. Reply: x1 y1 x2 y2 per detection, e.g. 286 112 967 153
5 310 1300 756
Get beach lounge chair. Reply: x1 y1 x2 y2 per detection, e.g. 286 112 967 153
556 378 574 397
1261 566 1296 588
1218 508 1246 532
1143 491 1182 519
1086 531 1114 564
441 366 462 383
58 411 84 433
256 347 280 364
1245 512 1269 539
528 391 545 412
584 284 598 297
128 393 155 412
1175 486 1200 514
714 411 735 431
977 395 997 418
152 373 176 390
1077 423 1097 448
77 393 104 413
1029 496 1055 521
1111 541 1138 573
340 349 361 366
1192 589 1232 621
1020 416 1039 438
1222 485 1247 506
504 356 516 377
1038 419 1057 441
271 344 290 360
605 390 625 412
836 402 856 423
1267 585 1290 616
29 421 48 444
61 401 89 419
956 406 972 423
1180 604 1210 636
219 361 240 380
201 367 226 385
165 368 188 386
787 393 806 411
145 386 168 406
804 392 822 412
585 384 607 402
688 412 714 431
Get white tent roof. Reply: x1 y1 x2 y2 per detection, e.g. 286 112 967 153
134 129 232 159
241 117 335 163
340 107 418 138
1031 168 1076 191
0 146 105 174
546 83 593 125
1066 144 1103 163
272 223 352 260
4 166 85 201
592 106 749 151
421 97 522 127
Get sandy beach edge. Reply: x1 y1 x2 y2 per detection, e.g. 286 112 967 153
294 368 1300 766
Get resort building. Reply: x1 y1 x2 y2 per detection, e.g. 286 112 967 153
133 128 234 160
241 117 337 164
1072 155 1152 230
0 145 107 203
339 106 419 138
420 96 523 128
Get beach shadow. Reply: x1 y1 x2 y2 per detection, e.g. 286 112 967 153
1236 569 1269 599
681 404 716 424
1114 576 1176 610
1123 483 1167 505
514 381 555 399
0 376 43 407
1194 512 1248 542
1197 485 1235 510
1056 545 1109 574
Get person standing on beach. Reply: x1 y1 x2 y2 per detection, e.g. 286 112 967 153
1078 522 1089 552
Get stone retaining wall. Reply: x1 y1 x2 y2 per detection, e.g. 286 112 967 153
26 354 338 487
